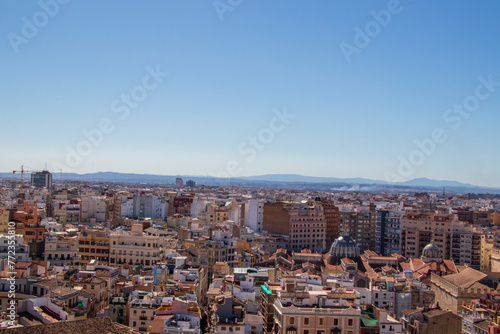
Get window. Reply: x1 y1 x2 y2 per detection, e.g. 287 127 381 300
333 319 338 326
304 331 309 334
290 318 295 325
319 318 323 326
304 318 310 325
348 319 353 326
286 326 297 334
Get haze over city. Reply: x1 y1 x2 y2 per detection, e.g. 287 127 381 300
2 1 500 187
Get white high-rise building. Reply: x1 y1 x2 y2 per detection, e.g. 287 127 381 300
80 196 107 223
245 199 264 233
121 195 166 220
120 196 134 217
190 197 207 219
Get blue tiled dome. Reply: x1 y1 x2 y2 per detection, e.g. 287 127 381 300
329 235 360 258
422 243 441 263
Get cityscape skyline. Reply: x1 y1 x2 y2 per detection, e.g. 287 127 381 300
2 174 500 332
2 1 500 187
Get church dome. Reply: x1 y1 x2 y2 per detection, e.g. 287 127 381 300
422 243 441 263
329 235 360 258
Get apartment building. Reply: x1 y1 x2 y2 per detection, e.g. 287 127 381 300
211 228 236 268
207 241 228 278
375 210 403 256
72 274 109 314
78 230 110 266
273 283 362 334
451 221 488 271
128 297 162 332
401 307 462 334
207 204 229 224
319 200 340 250
149 298 202 334
107 195 123 220
457 209 493 226
263 202 326 253
261 282 280 334
401 210 456 259
121 195 167 220
44 235 80 267
0 205 10 233
109 224 162 267
13 202 44 243
245 199 264 233
172 195 194 217
339 205 376 252
80 195 107 223
226 199 243 226
190 197 207 219
0 233 29 261
53 199 80 224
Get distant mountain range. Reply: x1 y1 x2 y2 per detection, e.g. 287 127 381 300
0 171 498 194
239 174 479 188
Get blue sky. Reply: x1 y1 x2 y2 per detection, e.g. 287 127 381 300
1 0 500 187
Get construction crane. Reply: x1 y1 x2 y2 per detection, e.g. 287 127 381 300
12 165 40 193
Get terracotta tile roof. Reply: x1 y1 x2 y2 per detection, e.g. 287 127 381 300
442 267 487 288
442 259 458 273
14 262 34 269
382 265 395 272
399 262 411 272
51 287 80 297
33 278 58 290
113 322 142 334
407 258 458 279
423 309 449 317
341 258 355 264
323 264 343 271
0 317 122 334
475 320 491 331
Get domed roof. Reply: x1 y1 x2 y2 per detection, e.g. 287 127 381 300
329 235 360 259
331 236 358 248
423 243 439 251
422 243 441 263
